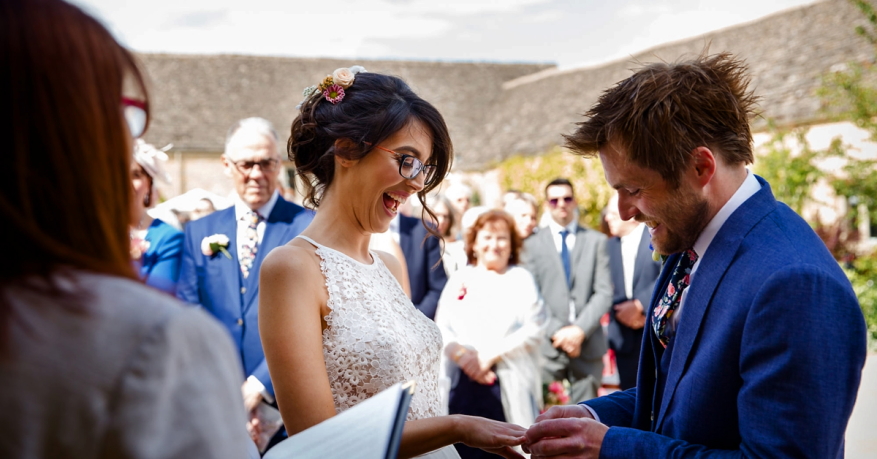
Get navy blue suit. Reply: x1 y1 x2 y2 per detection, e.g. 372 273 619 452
398 214 447 320
584 177 866 458
606 228 662 390
177 197 313 397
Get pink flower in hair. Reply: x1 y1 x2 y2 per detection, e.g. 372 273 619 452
323 84 345 104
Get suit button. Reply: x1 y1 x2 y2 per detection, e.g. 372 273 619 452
237 318 244 326
241 287 247 294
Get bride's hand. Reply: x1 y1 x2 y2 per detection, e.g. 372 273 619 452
457 416 527 459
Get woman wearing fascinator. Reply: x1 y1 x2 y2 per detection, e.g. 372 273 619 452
130 139 184 294
259 67 527 458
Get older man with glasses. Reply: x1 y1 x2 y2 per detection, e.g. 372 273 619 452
176 117 314 452
523 177 613 404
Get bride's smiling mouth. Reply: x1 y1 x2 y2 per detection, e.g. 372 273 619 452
382 191 408 215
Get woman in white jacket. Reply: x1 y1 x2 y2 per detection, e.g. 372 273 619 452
436 209 547 459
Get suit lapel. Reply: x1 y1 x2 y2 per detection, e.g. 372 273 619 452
569 226 588 285
607 237 624 301
211 208 244 310
655 178 778 429
539 228 566 279
242 199 296 309
632 228 653 288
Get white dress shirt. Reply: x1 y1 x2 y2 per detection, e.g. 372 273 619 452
233 190 279 265
546 217 580 323
620 223 646 299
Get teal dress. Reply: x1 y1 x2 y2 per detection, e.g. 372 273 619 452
140 219 184 295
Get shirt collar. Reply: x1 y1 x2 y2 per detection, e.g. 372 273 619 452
234 190 280 221
692 170 761 258
547 216 578 235
620 223 646 243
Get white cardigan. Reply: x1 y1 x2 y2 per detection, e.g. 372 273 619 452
435 265 547 427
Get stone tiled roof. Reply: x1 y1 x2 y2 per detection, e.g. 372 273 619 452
138 0 874 171
473 0 875 169
137 55 553 162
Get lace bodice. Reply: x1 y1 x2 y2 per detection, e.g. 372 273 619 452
298 236 443 421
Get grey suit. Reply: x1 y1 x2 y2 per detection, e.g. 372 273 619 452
524 225 613 402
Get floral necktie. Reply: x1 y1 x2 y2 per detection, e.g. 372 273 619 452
653 249 698 347
240 211 261 279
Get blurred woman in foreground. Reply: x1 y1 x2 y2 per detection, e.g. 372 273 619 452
0 0 250 457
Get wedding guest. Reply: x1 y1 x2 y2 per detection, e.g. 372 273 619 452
524 53 866 459
177 117 314 446
445 182 472 240
603 194 661 390
0 1 251 457
503 192 539 240
260 67 527 459
436 209 546 459
394 211 447 320
523 178 613 403
130 139 184 295
430 194 464 277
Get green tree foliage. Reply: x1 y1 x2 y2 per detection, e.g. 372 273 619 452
812 0 877 345
752 128 829 216
495 146 613 231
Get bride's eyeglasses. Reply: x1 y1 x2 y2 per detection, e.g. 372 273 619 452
367 143 438 186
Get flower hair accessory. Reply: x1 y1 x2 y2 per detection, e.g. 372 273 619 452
298 65 366 107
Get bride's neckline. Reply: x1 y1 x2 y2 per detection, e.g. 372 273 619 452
296 235 377 268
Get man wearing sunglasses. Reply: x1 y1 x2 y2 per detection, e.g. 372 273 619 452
177 117 314 451
524 178 613 404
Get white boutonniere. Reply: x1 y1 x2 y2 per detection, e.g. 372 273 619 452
201 234 232 259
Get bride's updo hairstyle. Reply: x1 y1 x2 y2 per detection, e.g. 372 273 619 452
289 69 453 221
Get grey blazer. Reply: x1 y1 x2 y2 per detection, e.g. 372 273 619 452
523 225 613 361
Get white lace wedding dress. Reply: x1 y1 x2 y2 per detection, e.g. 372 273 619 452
298 236 460 459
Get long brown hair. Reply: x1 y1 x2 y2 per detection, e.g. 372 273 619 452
0 0 148 297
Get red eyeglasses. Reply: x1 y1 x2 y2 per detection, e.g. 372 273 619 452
122 97 147 139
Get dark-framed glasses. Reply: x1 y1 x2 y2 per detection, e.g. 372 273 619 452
548 196 574 207
122 97 147 139
370 144 438 186
232 158 281 174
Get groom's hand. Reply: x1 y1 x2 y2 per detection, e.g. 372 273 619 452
523 405 605 459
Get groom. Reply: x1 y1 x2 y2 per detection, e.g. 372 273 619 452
177 118 313 437
524 53 867 458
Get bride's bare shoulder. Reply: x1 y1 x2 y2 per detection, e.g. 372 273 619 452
261 239 322 279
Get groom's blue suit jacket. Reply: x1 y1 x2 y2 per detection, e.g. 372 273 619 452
584 177 867 458
177 198 313 397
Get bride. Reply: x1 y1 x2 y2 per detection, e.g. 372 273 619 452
259 67 526 458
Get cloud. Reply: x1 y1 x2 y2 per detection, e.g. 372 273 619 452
165 9 228 29
618 3 672 17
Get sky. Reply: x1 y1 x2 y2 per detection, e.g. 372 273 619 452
74 0 819 70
